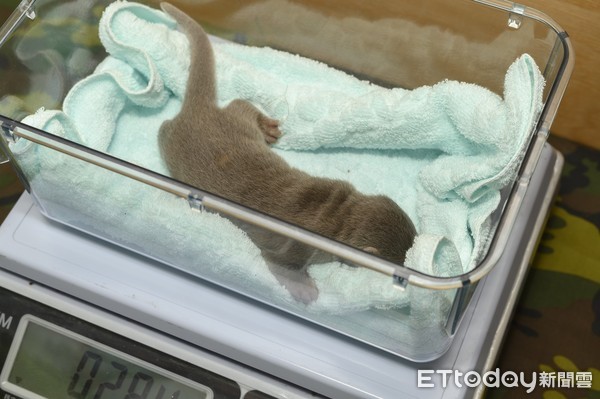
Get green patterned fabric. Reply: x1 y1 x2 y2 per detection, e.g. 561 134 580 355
487 136 600 399
0 163 22 222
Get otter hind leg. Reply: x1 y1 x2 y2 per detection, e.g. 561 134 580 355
224 99 282 144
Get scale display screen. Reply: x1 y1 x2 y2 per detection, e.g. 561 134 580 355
0 316 213 399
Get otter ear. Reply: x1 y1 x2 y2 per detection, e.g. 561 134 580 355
362 246 380 256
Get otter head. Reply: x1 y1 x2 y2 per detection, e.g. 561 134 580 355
347 195 417 265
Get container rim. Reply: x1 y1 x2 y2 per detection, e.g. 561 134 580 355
0 0 575 290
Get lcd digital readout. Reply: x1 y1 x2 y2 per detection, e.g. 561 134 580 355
1 317 212 399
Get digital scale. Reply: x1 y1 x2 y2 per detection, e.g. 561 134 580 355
0 143 562 399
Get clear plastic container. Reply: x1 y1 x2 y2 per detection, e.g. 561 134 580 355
0 0 573 361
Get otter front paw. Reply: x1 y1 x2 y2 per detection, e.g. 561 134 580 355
266 261 319 304
282 276 319 305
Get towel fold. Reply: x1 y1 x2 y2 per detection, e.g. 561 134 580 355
10 1 544 321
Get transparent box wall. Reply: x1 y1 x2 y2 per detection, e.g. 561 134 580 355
0 0 572 361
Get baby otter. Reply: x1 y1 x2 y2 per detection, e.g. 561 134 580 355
158 3 417 303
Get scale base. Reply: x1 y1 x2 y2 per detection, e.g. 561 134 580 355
0 144 562 398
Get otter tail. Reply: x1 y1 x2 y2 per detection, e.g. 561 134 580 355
160 2 216 106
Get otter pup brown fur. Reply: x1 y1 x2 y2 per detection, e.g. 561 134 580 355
158 3 417 303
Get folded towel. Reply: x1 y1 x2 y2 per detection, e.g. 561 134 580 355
10 0 544 325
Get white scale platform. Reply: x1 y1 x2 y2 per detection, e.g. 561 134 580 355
0 144 562 399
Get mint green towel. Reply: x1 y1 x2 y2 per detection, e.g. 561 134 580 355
11 1 544 321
